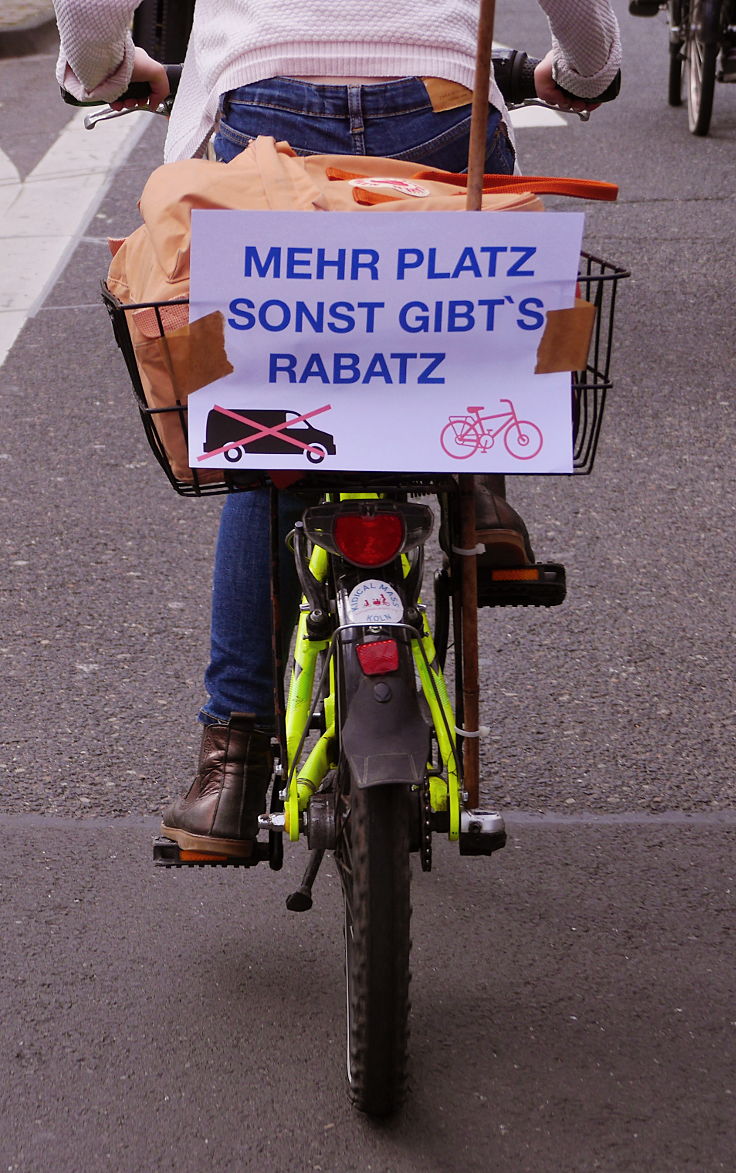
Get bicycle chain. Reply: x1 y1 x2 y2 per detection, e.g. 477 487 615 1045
420 780 432 872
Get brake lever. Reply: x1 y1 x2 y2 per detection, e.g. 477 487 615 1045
83 105 141 130
515 99 590 121
83 98 173 130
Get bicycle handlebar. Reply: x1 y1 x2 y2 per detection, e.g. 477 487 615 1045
62 52 616 123
63 56 538 110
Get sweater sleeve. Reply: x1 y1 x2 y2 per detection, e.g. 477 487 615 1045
52 0 139 101
537 0 621 100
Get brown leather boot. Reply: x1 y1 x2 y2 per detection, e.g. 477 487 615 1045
474 475 535 568
160 713 273 858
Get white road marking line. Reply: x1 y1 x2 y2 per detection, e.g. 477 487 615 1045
0 146 21 184
0 107 151 368
508 105 567 128
0 146 22 217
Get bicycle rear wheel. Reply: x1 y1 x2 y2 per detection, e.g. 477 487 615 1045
685 0 720 133
336 774 411 1116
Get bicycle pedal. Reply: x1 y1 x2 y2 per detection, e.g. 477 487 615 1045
152 835 268 868
459 810 507 856
477 562 566 608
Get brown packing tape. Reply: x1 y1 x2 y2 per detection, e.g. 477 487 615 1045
141 309 234 397
535 298 597 375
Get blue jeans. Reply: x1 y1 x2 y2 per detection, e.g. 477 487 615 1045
202 76 515 727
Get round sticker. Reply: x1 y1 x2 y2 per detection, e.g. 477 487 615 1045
349 177 431 198
347 579 404 624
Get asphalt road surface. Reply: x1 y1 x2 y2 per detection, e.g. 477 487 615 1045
1 2 734 1170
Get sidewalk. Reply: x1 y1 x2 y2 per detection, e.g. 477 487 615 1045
0 0 57 57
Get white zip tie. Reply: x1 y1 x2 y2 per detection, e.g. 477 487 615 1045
455 725 491 738
452 543 485 556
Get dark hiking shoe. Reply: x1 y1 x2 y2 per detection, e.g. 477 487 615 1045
718 46 736 82
161 713 273 858
474 480 536 569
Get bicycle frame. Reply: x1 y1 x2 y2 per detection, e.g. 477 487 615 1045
466 400 523 443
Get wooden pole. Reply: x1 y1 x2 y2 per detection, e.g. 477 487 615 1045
461 0 495 809
466 0 496 213
459 477 480 809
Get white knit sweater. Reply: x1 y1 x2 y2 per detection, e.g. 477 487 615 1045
53 0 621 163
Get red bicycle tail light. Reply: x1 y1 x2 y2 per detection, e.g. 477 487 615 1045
356 639 400 675
333 513 405 566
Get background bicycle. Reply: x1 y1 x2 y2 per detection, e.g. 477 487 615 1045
630 0 736 133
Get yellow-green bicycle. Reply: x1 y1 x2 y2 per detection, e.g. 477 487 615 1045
77 42 626 1117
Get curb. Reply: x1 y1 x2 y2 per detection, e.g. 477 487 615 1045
0 17 58 59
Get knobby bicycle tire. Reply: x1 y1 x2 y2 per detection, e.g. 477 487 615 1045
336 775 411 1116
686 0 720 133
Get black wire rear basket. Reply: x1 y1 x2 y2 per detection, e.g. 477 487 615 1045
102 250 628 497
572 252 629 473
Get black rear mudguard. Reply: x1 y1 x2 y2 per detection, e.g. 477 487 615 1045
340 659 431 789
335 567 430 790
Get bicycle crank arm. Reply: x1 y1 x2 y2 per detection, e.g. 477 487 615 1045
458 810 507 856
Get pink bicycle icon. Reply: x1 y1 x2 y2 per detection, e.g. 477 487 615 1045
440 399 544 461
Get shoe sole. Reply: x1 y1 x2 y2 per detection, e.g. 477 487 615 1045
159 823 255 859
475 527 534 567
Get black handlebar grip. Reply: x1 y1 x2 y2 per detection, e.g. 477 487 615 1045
492 49 541 104
60 64 181 108
60 80 150 106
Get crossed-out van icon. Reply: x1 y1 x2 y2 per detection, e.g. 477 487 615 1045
200 403 336 464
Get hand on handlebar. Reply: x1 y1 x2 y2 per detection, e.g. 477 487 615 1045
533 51 601 115
110 47 170 112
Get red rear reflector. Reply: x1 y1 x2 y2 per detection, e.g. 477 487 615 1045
333 513 404 566
356 639 400 675
490 568 540 581
179 850 232 862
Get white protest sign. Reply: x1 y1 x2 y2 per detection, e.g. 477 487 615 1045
187 210 584 474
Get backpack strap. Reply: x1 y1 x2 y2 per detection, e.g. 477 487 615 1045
325 165 366 182
325 163 619 205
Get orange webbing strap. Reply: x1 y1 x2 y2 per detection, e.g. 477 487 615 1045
325 163 619 205
352 187 400 205
326 165 367 182
413 168 619 201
